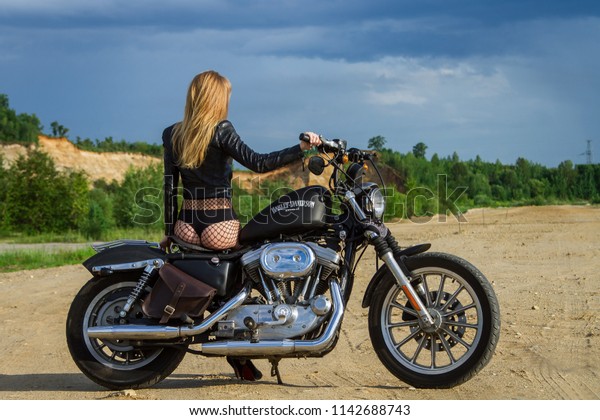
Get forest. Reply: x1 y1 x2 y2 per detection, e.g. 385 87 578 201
1 94 599 240
374 139 600 219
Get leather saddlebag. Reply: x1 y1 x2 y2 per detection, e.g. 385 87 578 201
142 263 217 323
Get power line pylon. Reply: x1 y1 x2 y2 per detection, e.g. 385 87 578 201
584 139 592 164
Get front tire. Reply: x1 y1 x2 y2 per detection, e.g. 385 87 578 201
368 252 500 388
66 274 187 390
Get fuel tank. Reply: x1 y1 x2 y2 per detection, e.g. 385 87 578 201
239 186 330 244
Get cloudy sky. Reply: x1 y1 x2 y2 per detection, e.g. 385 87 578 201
1 0 599 167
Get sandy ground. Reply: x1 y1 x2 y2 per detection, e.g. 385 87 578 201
0 205 598 400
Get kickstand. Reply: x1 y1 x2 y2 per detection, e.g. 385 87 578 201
269 357 283 385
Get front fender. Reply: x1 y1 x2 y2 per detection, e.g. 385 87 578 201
361 243 430 308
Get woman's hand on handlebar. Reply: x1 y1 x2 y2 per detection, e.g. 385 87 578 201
299 132 322 151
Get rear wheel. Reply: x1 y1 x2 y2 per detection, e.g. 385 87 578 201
368 252 500 388
66 274 187 390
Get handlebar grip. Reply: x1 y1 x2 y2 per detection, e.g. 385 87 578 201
300 133 341 153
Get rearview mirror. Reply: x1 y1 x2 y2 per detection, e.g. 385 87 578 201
308 156 325 175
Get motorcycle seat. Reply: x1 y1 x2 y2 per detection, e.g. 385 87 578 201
169 236 220 254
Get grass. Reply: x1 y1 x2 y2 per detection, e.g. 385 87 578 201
0 227 163 244
0 230 87 244
0 248 97 273
0 227 162 273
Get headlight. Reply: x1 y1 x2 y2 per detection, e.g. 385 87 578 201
365 187 386 220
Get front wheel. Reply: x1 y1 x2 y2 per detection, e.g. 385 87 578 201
66 274 187 390
368 252 500 388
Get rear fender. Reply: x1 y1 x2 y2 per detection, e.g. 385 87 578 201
361 244 429 308
82 243 166 276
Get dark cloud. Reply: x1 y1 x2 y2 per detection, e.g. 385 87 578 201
3 0 599 28
1 1 599 166
2 1 599 60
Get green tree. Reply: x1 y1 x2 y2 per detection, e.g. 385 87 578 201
552 160 575 199
0 153 8 229
491 184 508 202
449 161 469 187
528 178 547 200
575 164 597 200
469 172 492 199
500 168 523 200
383 187 406 220
67 171 91 229
4 149 89 233
412 142 428 159
80 188 115 239
0 94 41 144
112 163 163 229
50 121 69 138
368 135 386 151
515 157 532 183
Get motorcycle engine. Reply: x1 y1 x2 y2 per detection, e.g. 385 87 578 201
260 243 316 279
242 242 340 286
215 242 340 340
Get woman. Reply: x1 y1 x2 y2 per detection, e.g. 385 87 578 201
161 70 321 251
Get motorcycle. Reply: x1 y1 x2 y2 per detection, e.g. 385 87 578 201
66 134 500 390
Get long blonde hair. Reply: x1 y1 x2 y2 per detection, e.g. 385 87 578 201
172 71 231 168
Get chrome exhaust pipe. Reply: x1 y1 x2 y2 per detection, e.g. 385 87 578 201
198 280 344 356
87 280 345 358
86 284 251 341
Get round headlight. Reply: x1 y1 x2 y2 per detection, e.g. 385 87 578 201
366 188 386 220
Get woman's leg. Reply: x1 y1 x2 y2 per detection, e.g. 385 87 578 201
174 219 202 244
200 219 240 250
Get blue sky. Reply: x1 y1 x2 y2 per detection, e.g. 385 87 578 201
1 0 599 167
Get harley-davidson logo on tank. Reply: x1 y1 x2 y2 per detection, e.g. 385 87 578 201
270 200 316 215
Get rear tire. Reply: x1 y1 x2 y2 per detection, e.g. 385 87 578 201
368 252 500 388
66 274 187 390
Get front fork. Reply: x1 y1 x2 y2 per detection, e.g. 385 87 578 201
365 230 435 327
343 191 434 326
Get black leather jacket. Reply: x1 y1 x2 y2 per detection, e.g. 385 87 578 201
163 120 304 236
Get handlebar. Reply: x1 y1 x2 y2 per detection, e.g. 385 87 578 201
300 133 374 162
299 133 384 191
347 147 375 162
299 133 341 153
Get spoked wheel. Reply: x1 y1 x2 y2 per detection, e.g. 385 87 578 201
66 274 187 390
368 252 500 388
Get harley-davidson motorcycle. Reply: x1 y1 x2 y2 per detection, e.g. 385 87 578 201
66 135 500 390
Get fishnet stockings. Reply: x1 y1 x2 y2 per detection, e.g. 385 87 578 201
175 198 240 250
201 219 240 250
174 221 202 244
